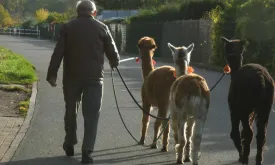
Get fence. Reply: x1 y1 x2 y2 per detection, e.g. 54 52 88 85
107 19 212 64
0 23 62 40
0 19 213 64
0 27 40 37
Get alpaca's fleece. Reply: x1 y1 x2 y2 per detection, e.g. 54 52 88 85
143 66 176 107
138 36 176 152
169 73 210 165
170 73 210 110
222 36 275 165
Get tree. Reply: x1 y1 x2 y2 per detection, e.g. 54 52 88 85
0 4 13 28
35 8 49 23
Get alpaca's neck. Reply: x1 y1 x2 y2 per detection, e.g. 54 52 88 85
229 60 243 80
140 51 154 80
175 60 188 78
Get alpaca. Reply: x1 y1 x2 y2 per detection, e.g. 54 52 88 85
137 36 176 152
221 37 274 165
168 42 210 165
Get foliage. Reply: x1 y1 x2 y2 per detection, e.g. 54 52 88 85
0 46 37 84
209 0 275 71
35 8 49 23
128 0 225 23
21 18 37 28
46 8 76 24
0 4 14 28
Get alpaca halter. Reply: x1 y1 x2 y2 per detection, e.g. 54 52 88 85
135 57 156 65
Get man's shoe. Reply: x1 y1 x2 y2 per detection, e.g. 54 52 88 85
63 143 74 156
81 152 94 164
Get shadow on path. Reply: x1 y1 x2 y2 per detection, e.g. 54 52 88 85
5 149 170 165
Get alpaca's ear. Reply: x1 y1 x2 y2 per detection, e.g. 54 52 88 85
151 44 157 50
187 43 194 53
137 41 142 49
168 43 176 54
221 37 230 43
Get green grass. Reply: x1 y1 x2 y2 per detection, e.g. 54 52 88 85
0 46 37 84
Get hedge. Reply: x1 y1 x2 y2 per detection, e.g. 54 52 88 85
127 0 225 23
209 0 275 73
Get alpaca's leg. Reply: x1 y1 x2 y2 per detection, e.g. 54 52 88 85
190 117 206 165
139 100 151 145
176 119 186 164
161 105 170 152
230 113 242 162
240 113 255 165
151 110 163 149
255 109 271 165
183 118 193 162
151 103 169 150
161 119 170 152
171 111 179 149
150 115 161 149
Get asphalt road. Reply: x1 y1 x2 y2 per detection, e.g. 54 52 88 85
0 35 274 165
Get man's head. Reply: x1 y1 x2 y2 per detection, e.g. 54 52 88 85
76 0 97 17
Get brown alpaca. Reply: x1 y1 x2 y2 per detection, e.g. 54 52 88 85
221 37 274 165
137 36 176 152
168 42 210 165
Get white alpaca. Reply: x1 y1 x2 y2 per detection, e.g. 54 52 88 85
168 43 210 165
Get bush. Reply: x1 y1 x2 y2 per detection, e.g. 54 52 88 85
46 12 66 23
46 8 77 24
21 18 37 29
128 0 225 23
35 8 49 23
0 4 14 28
209 0 275 71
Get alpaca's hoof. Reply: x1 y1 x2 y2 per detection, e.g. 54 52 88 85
161 146 168 152
150 143 157 149
240 157 248 165
238 155 243 163
256 155 263 165
238 157 242 163
256 160 262 165
184 157 191 162
256 162 262 165
139 138 145 145
176 159 183 164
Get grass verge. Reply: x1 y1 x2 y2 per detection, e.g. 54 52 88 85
0 46 37 117
0 46 37 84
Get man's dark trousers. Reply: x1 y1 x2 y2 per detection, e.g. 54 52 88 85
63 80 103 153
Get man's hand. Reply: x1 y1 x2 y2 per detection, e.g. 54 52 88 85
110 61 119 71
47 77 57 87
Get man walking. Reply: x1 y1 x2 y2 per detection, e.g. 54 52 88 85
46 0 120 164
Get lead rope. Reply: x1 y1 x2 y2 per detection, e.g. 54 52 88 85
111 66 226 146
111 68 169 146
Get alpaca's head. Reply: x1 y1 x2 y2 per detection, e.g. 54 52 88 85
221 37 245 71
137 36 157 57
167 42 194 77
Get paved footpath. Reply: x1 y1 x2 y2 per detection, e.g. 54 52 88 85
0 35 274 165
0 117 23 161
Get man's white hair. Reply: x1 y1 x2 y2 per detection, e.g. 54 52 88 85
76 0 97 13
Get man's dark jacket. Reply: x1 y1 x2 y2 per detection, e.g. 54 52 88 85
46 15 120 84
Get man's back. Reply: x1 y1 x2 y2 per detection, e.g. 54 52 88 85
60 16 119 83
46 1 120 163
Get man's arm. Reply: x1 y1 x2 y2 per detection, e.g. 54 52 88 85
103 25 120 68
46 24 67 82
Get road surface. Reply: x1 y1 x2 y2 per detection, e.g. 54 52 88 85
0 35 274 165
